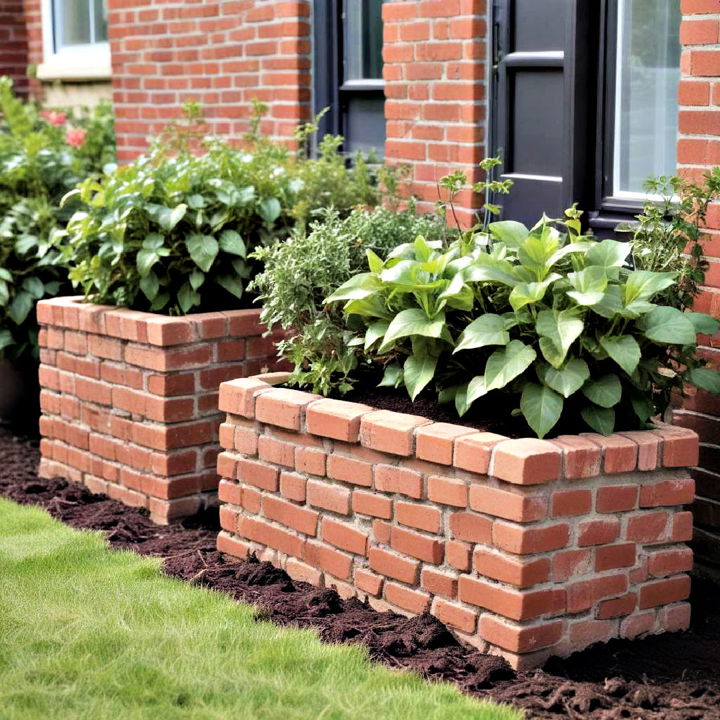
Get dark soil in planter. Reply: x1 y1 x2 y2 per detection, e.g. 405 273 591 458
2 425 719 720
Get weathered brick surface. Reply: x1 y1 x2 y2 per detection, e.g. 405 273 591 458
37 297 286 523
217 374 697 669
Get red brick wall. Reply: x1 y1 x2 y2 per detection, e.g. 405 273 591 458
107 0 312 161
0 1 30 95
383 0 488 225
673 2 720 573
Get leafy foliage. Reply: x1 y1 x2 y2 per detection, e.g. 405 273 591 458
251 204 452 395
0 77 115 360
618 169 720 310
63 104 387 315
328 207 720 438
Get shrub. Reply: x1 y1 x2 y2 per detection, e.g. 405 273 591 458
0 77 115 360
327 207 720 438
619 169 720 310
251 204 452 395
63 104 386 315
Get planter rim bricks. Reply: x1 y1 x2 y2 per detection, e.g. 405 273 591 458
215 372 699 669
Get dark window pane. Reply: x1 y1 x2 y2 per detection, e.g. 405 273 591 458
513 0 566 52
344 0 384 81
344 94 386 154
94 0 108 42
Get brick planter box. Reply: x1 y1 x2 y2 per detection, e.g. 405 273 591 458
216 373 699 669
36 296 286 523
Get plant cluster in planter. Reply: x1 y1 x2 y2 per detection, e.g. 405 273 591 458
61 103 389 316
260 162 720 439
0 77 114 361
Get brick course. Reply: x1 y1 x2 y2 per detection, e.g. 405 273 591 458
37 296 286 522
216 374 698 669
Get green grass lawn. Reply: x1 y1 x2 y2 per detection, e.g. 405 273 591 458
0 499 521 720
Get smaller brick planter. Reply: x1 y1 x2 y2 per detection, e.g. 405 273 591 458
37 296 286 523
216 373 699 669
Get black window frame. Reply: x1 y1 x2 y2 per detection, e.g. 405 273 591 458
312 0 386 156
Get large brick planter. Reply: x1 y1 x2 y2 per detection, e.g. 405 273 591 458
36 296 285 523
216 373 699 669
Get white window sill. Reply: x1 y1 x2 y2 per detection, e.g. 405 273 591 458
37 53 111 82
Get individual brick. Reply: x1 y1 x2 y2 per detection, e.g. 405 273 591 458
360 410 431 456
618 432 661 471
218 377 270 417
421 567 458 598
658 603 691 633
596 593 637 619
647 547 694 578
321 517 369 555
384 581 431 614
303 541 354 580
263 495 319 536
672 511 694 542
306 479 352 515
639 476 695 508
306 398 373 442
578 519 621 547
620 611 656 639
354 568 384 597
217 531 251 559
625 511 670 543
396 501 442 533
390 525 444 564
368 547 420 584
470 484 547 522
236 457 280 492
285 558 324 586
492 522 570 555
326 454 373 487
427 475 468 507
432 598 478 633
258 435 296 468
295 447 326 476
280 471 307 503
596 485 638 513
459 576 565 621
144 316 194 345
551 436 602 479
352 489 393 519
652 426 700 467
449 511 493 544
595 543 637 572
479 615 564 654
446 540 472 572
551 489 592 518
568 619 617 647
255 388 322 430
473 548 551 588
374 464 423 498
490 439 562 485
239 515 306 558
638 575 691 609
415 422 475 465
567 574 629 613
454 432 506 474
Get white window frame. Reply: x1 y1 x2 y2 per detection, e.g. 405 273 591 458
38 0 111 81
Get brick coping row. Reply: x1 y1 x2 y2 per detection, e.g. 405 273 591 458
218 373 700 483
37 296 265 347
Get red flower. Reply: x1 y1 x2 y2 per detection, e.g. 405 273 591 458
65 128 87 147
42 110 67 126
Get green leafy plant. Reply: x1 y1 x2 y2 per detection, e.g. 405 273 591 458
62 103 387 315
0 77 115 360
251 204 452 395
327 207 720 438
618 169 720 310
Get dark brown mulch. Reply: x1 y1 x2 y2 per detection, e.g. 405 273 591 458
1 425 719 719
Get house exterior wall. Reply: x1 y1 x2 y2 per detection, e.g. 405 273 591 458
0 0 31 96
672 1 720 577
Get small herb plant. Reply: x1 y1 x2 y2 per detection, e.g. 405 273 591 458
62 104 384 315
251 204 452 395
618 169 720 310
0 77 114 360
327 206 720 438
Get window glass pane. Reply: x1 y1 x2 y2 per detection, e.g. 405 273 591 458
94 0 108 43
613 0 681 195
55 0 91 47
343 0 384 81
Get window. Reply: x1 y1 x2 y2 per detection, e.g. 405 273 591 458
611 0 681 197
38 0 111 80
491 0 682 233
313 0 386 156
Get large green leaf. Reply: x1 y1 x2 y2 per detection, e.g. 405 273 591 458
687 312 720 336
488 220 529 247
541 358 590 398
216 274 244 299
536 309 584 368
139 272 159 301
585 239 630 268
509 275 559 311
325 273 382 303
8 291 33 325
465 256 519 287
379 363 403 388
157 203 187 231
218 230 246 257
624 270 677 304
21 277 44 300
380 308 447 350
599 335 641 376
0 329 14 350
466 375 488 405
186 234 219 273
136 249 159 277
403 352 438 401
521 383 563 438
581 374 622 408
688 367 720 395
641 306 697 345
566 266 608 306
364 321 389 350
454 314 509 353
258 197 281 224
591 286 624 319
518 229 561 276
581 405 615 435
177 283 200 313
485 340 537 391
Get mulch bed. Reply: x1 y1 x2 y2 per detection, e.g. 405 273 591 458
2 425 719 719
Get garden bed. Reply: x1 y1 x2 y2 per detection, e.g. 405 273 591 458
216 374 700 670
36 296 286 523
1 423 718 719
